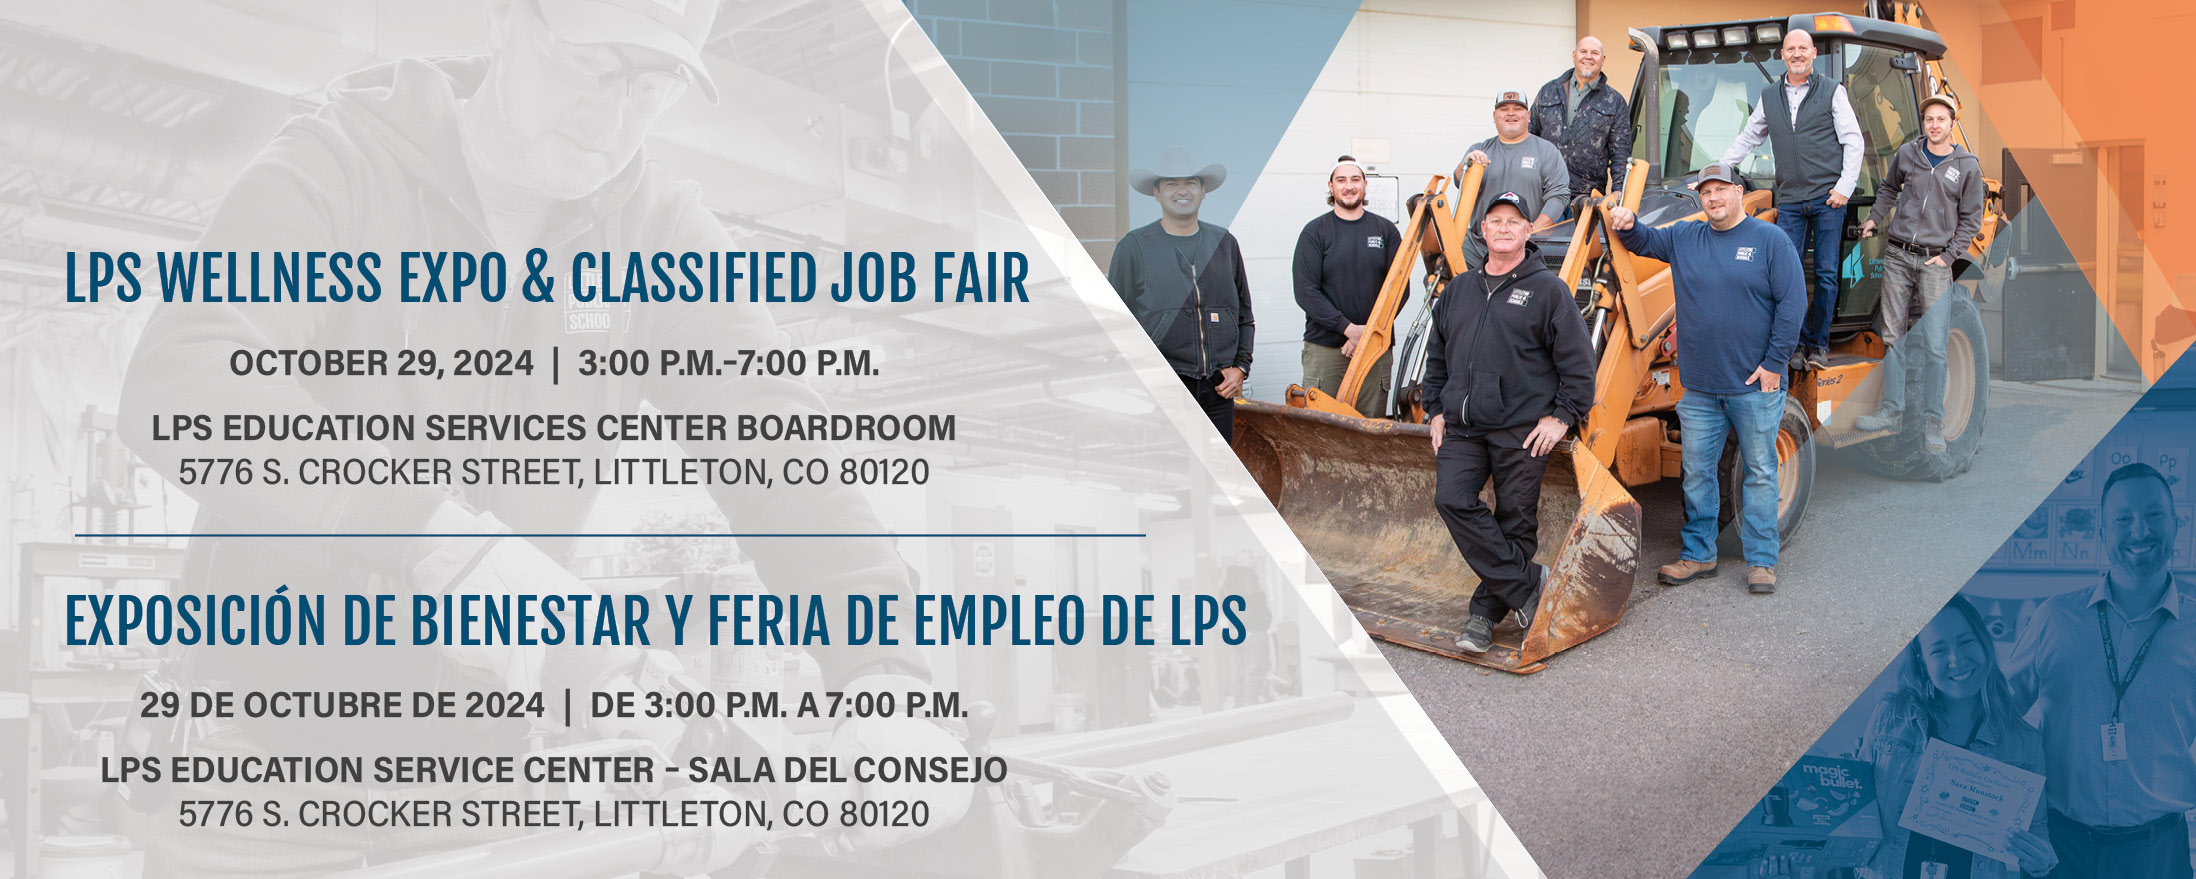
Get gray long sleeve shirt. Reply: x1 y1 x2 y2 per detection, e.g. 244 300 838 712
1457 134 1571 267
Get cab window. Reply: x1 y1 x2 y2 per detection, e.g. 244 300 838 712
1841 44 1922 199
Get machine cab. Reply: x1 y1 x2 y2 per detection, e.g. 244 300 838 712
1626 13 1947 342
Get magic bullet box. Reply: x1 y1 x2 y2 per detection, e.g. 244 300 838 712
1701 756 1883 868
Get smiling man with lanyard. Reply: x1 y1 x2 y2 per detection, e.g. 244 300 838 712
2007 462 2196 879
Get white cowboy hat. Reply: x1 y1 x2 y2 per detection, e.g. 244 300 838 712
1129 146 1227 196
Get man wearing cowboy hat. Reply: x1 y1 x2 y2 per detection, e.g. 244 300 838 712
1294 154 1403 416
1108 147 1256 440
1853 94 1984 453
1453 89 1573 270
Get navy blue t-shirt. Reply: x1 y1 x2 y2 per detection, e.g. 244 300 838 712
1617 216 1806 394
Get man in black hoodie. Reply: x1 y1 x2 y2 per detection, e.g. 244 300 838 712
1421 195 1597 653
1853 94 1985 452
1109 147 1256 440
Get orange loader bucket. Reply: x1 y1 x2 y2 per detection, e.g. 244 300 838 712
1232 400 1641 673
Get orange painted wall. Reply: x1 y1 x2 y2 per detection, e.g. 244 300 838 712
1576 0 2194 376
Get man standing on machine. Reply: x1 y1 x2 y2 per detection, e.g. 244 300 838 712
1452 90 1572 270
1853 94 1984 453
1720 28 1863 372
1528 36 1632 212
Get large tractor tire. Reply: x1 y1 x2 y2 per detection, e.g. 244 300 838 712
1718 393 1817 543
1857 289 1989 481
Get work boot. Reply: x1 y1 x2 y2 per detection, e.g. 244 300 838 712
1854 406 1901 432
1748 566 1777 594
1804 347 1830 371
1456 615 1496 653
1658 558 1718 586
1923 416 1946 454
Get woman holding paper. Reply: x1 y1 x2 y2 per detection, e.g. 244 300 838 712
1862 596 2059 878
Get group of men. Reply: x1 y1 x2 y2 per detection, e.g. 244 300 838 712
1109 29 1986 652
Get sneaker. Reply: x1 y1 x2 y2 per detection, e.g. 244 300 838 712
1511 565 1547 632
1456 615 1496 653
1511 600 1537 634
1923 416 1946 454
1804 347 1831 371
1748 566 1777 594
1854 407 1901 432
1658 558 1718 586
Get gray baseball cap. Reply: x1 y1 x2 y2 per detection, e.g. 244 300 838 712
1695 163 1744 188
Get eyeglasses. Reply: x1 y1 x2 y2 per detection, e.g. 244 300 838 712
525 0 695 114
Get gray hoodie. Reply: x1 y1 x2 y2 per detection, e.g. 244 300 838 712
1866 139 1984 258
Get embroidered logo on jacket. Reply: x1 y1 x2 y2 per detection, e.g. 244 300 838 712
1508 289 1533 306
1367 236 1385 249
1945 167 1962 183
566 268 612 333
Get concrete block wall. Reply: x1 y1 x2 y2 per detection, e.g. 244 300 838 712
906 0 1120 267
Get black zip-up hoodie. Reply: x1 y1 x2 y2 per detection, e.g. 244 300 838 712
1107 220 1256 379
1421 242 1597 445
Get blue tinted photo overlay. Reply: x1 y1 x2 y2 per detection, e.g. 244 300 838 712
1691 369 2196 879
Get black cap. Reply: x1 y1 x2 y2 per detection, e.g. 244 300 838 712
1695 164 1744 188
1485 190 1530 216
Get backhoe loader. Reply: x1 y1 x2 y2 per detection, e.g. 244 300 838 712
1233 7 2004 672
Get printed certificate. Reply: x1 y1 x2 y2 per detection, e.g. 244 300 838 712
1897 737 2045 866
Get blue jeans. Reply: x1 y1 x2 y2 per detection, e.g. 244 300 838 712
1776 197 1844 351
1677 389 1785 568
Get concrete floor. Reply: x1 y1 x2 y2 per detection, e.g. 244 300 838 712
1381 379 2144 879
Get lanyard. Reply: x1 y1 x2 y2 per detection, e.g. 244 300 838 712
2097 603 2166 724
